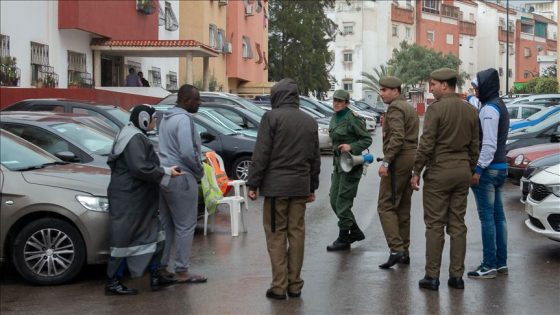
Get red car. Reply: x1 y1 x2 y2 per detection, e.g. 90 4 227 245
506 143 560 185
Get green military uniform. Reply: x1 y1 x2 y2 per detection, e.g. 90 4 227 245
413 69 480 280
329 92 372 231
377 82 419 255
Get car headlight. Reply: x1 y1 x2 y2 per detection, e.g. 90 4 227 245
76 195 109 212
365 117 374 122
514 155 524 165
549 185 560 197
318 127 329 134
506 139 518 145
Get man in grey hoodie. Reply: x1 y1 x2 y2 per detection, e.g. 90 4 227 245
158 84 207 283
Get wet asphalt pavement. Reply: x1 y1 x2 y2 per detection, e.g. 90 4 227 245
1 128 559 315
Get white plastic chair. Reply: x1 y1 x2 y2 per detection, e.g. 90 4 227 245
215 154 249 212
203 153 249 236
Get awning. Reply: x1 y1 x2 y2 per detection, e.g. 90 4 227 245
90 39 219 58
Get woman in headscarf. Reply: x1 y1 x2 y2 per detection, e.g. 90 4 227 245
105 104 183 295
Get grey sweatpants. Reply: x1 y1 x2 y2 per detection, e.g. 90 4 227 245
159 173 198 272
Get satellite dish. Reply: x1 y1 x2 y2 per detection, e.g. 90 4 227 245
529 6 535 13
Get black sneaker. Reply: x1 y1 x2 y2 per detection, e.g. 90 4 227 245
497 266 509 275
467 265 497 279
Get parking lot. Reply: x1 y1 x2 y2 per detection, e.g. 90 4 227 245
1 130 558 315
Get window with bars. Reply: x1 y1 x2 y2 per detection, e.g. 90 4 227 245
392 25 398 37
166 71 178 91
343 51 353 63
31 42 50 85
1 34 9 57
242 36 253 59
342 80 353 92
148 67 161 87
343 23 354 35
165 2 179 31
67 51 89 87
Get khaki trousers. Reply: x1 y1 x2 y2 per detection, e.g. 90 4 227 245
377 152 414 252
422 163 471 278
263 196 307 295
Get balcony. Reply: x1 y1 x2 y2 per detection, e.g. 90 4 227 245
546 39 557 51
422 5 439 15
441 4 460 19
37 65 59 88
498 27 514 43
391 4 414 25
459 21 476 36
0 56 20 87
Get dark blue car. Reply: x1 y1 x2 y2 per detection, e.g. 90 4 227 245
510 106 560 132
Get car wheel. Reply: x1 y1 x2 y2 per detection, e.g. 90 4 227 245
12 218 86 285
232 156 252 181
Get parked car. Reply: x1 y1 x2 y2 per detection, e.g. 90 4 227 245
508 94 560 105
300 96 335 117
158 91 268 117
352 100 381 120
510 106 560 132
507 104 545 123
197 107 258 138
525 163 560 242
2 99 130 134
0 112 115 167
505 112 560 152
520 154 560 202
506 143 560 185
201 103 262 131
0 129 111 284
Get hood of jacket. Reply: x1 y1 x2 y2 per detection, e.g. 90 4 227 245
271 78 300 109
476 68 500 104
162 106 190 119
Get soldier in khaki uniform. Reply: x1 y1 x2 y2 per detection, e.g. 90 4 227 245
327 90 372 251
410 68 479 291
376 76 419 269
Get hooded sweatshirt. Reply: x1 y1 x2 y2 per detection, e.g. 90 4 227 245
157 106 204 180
246 78 321 196
475 68 510 174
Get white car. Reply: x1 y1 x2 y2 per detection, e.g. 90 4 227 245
507 104 545 123
508 94 560 105
525 163 560 242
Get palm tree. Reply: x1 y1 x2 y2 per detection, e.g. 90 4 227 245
356 64 406 94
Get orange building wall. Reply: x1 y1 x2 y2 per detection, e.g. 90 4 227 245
226 0 268 84
416 19 460 56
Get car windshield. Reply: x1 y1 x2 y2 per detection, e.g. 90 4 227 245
51 123 114 155
232 96 267 116
196 115 237 135
1 131 59 171
103 107 130 125
523 112 560 133
158 94 177 105
526 106 559 122
198 109 243 131
237 107 263 121
353 101 370 110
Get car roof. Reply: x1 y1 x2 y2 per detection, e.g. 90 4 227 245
7 98 119 108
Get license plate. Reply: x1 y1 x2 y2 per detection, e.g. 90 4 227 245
525 202 533 216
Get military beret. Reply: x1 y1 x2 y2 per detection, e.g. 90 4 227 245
379 76 402 89
333 89 350 101
431 68 458 81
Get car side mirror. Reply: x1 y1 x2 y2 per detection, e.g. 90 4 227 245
200 132 216 143
55 151 80 162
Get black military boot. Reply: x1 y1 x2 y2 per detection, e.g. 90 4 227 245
348 223 365 243
105 277 138 296
379 251 405 269
150 269 176 291
326 229 351 251
448 277 465 289
399 251 410 265
419 276 440 291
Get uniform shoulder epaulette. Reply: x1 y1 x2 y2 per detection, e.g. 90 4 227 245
351 111 359 117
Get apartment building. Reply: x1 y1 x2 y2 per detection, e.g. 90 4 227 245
0 0 188 89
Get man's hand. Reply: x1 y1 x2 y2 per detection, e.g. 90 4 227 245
378 165 389 177
170 166 185 177
410 175 420 191
248 190 257 200
307 193 316 203
338 143 351 153
471 173 480 186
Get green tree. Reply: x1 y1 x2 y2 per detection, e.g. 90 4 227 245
268 0 336 97
525 76 559 93
387 41 468 88
355 64 405 94
542 65 557 78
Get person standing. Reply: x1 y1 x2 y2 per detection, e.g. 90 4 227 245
125 68 142 87
467 78 481 111
468 68 510 279
105 105 182 295
410 68 480 291
376 76 419 269
327 89 372 251
247 78 321 300
138 71 150 87
158 84 207 283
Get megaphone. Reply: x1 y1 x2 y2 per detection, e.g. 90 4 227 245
340 151 375 172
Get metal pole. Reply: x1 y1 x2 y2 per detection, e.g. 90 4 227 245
506 0 509 95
